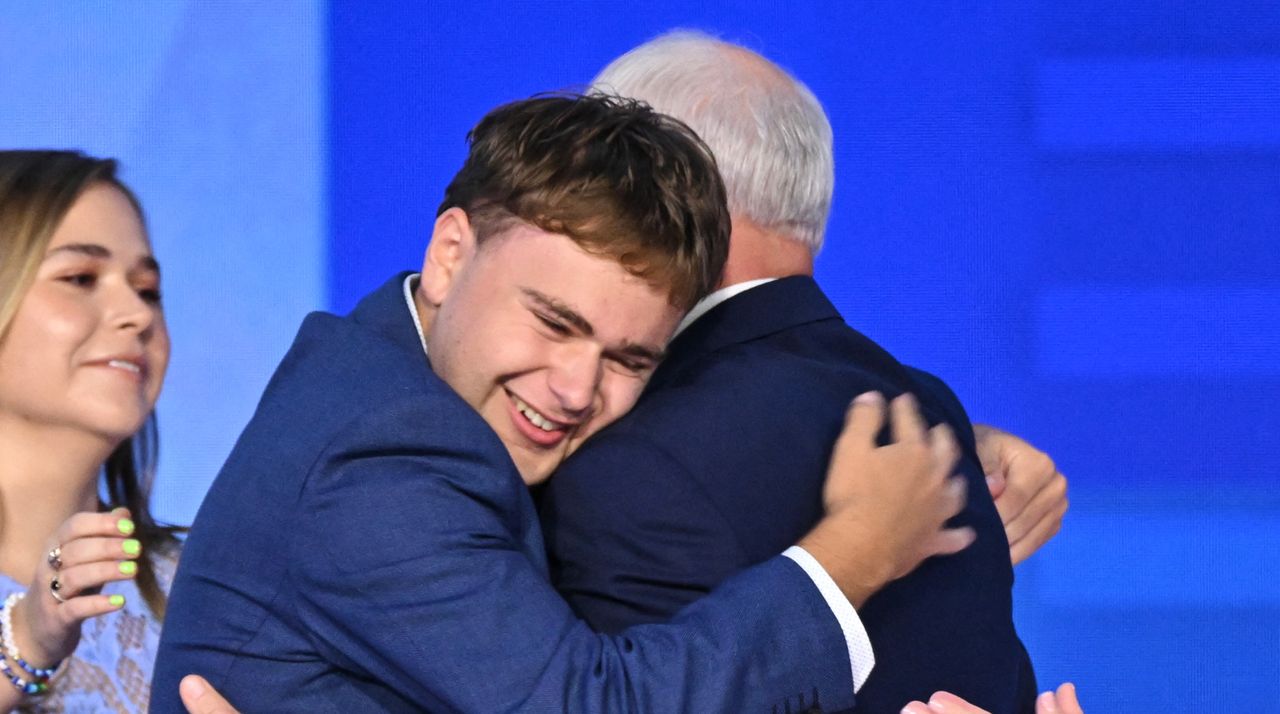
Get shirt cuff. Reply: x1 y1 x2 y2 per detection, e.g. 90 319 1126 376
781 545 875 692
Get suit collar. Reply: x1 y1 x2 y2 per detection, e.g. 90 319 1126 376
348 271 428 364
650 276 842 391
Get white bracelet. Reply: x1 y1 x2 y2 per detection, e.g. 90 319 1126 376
1 592 67 685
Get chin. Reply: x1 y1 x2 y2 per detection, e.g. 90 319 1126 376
512 458 556 486
81 411 149 444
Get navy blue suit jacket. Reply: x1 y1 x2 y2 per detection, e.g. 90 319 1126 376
152 274 861 713
540 276 1035 713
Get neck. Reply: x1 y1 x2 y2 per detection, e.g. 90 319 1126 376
0 420 111 583
718 217 815 288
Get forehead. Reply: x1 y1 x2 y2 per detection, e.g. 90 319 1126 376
473 222 679 342
47 183 150 255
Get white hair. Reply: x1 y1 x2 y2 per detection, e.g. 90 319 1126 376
591 30 834 254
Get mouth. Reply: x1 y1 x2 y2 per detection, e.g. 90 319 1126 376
87 356 147 381
507 392 572 447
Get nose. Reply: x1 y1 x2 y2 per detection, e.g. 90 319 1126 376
547 343 602 419
108 282 157 336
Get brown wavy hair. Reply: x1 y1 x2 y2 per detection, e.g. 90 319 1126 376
439 93 731 311
0 150 181 619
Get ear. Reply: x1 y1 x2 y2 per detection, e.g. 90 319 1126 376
419 207 477 306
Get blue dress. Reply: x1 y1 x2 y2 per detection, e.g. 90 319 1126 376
2 541 178 713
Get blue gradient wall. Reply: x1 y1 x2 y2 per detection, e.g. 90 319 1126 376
0 3 326 525
3 1 1276 709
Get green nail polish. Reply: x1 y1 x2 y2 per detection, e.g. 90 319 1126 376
118 561 137 575
122 539 141 556
117 518 135 535
109 594 125 608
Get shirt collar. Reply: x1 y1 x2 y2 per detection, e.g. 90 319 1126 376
403 273 428 354
672 278 777 339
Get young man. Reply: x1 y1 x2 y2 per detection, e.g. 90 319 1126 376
152 94 972 712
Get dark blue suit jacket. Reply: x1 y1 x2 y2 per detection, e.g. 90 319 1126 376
152 274 862 713
540 276 1035 713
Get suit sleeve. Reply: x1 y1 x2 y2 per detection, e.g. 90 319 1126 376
540 430 751 632
288 396 856 713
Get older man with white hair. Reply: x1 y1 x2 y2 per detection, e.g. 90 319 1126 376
539 30 1067 713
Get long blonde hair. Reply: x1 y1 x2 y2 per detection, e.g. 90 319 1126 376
0 150 179 618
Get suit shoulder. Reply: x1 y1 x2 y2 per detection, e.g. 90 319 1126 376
904 366 975 437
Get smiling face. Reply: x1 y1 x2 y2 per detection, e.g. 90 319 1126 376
0 183 170 446
418 209 681 485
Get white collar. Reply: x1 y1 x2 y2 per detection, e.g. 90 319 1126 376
672 278 776 339
403 273 428 354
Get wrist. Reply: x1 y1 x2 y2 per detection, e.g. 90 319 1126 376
798 521 892 608
7 596 60 669
0 593 64 697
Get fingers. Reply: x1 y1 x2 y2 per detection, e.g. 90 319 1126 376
890 393 927 443
942 476 966 519
49 558 138 600
57 535 142 571
181 674 240 714
1050 682 1083 714
930 526 977 557
1003 478 1064 550
51 508 134 550
840 391 887 447
928 423 960 478
1004 471 1067 541
900 691 992 713
1009 497 1067 565
49 591 128 624
44 512 141 603
992 451 1058 526
40 509 139 611
984 470 1007 500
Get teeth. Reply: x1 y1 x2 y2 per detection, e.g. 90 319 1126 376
513 396 556 432
107 359 141 374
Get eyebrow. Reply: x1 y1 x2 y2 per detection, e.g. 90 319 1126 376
520 287 666 363
521 288 595 336
46 243 161 275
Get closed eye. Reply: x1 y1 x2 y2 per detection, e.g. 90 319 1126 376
536 313 572 336
609 355 654 376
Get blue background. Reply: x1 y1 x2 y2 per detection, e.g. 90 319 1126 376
3 1 1277 709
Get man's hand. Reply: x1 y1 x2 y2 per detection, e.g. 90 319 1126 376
180 675 239 714
973 424 1068 565
800 392 976 607
901 682 1084 714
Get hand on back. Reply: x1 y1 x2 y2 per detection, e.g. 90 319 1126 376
800 392 975 606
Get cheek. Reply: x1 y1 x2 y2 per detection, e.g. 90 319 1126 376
148 319 172 398
597 376 646 426
1 297 91 367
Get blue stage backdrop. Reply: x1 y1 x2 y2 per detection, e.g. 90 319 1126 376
4 1 1279 709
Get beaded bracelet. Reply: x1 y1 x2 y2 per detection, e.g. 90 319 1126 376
0 652 46 695
0 592 62 694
